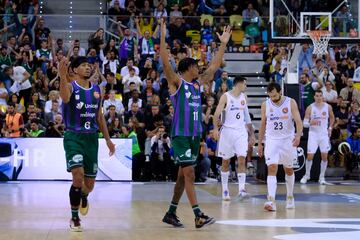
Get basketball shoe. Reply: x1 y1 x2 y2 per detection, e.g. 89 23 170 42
162 212 184 228
80 197 89 216
286 196 295 209
300 175 310 184
264 197 276 212
222 189 231 201
195 213 215 228
237 190 250 200
70 217 82 232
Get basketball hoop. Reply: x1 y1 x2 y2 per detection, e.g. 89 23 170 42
307 30 331 57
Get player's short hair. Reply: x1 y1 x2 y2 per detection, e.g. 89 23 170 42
233 76 247 86
70 56 89 70
267 82 281 93
177 57 198 74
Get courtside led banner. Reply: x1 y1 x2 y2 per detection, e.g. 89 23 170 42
0 138 132 181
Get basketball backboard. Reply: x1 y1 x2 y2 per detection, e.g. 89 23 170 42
269 0 360 44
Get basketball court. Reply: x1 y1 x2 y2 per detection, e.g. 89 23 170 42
0 180 359 240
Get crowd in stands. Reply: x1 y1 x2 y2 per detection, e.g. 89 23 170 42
262 40 360 176
0 0 358 181
0 0 268 181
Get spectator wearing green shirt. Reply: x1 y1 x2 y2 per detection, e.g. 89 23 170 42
24 119 44 137
121 123 144 181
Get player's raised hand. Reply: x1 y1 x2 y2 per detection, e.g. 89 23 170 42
58 57 69 80
160 18 167 37
216 25 232 44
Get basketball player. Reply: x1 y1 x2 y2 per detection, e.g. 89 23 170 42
159 19 232 228
300 90 334 185
59 56 115 231
213 76 255 201
258 83 303 211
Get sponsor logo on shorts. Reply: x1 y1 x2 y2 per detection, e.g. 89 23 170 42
72 154 83 163
282 107 289 113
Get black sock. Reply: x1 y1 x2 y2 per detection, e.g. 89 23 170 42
69 185 81 208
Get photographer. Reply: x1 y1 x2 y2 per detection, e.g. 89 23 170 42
45 114 65 137
150 126 172 181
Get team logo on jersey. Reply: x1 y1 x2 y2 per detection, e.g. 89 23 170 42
184 84 189 90
75 95 80 100
76 102 84 110
185 91 191 99
241 100 245 105
322 111 327 116
93 91 100 99
282 107 289 113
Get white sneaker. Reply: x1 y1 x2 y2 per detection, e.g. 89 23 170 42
300 175 310 184
264 200 276 211
222 189 231 201
319 178 327 185
286 196 295 209
237 190 250 200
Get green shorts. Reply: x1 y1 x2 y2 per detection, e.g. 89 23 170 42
172 136 200 167
63 131 99 178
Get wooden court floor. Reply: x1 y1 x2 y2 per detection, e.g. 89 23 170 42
0 180 359 240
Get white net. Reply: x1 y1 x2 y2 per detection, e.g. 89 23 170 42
308 30 331 57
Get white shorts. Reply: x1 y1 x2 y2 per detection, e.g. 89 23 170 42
265 138 297 168
216 127 248 159
307 133 330 154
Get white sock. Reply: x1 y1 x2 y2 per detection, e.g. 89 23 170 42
267 176 277 201
221 171 230 192
320 160 328 179
237 173 246 192
305 160 313 177
285 174 295 197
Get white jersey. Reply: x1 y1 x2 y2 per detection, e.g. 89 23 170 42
309 103 329 134
222 92 251 130
265 97 295 140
